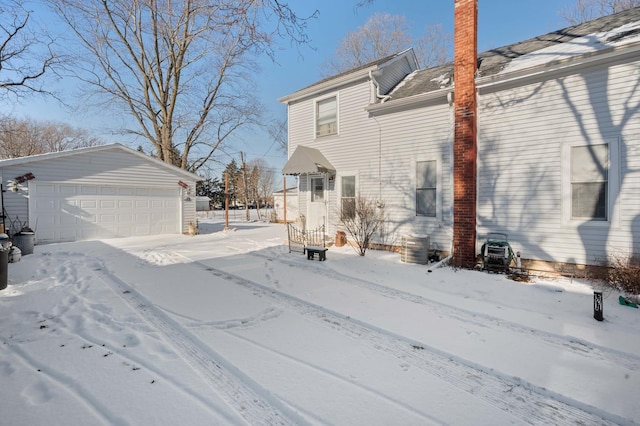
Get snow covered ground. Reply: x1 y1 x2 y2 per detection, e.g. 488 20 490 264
1 214 639 425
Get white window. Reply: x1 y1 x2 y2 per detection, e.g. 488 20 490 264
416 160 437 217
316 96 337 137
571 144 608 220
562 139 619 227
340 175 356 220
311 177 324 202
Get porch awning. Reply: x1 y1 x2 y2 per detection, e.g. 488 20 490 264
282 145 336 175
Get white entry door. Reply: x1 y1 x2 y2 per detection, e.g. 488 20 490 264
307 175 327 230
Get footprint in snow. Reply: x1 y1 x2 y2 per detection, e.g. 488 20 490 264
22 380 53 405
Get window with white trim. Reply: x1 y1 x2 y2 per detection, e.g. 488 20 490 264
571 144 608 221
311 177 324 202
416 160 437 217
316 96 337 137
340 175 356 220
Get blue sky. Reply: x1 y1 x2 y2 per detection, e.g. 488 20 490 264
4 0 575 176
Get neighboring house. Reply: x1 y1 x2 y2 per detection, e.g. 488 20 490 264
196 196 211 211
0 143 202 244
273 186 299 223
280 6 640 271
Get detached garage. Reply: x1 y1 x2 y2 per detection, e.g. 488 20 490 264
0 143 201 244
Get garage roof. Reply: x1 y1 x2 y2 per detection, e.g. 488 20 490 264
0 143 202 182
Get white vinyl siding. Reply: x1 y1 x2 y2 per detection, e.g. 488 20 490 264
374 105 452 252
477 56 637 265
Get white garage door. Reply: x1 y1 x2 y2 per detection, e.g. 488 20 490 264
31 183 180 243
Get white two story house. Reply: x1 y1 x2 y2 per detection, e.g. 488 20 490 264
280 7 640 272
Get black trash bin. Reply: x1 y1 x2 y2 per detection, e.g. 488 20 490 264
0 248 8 290
0 233 9 290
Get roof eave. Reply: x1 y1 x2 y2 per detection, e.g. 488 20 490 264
476 40 640 91
366 87 451 115
278 66 377 104
0 143 202 182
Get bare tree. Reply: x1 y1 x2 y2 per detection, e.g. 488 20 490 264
321 13 451 76
337 194 385 256
251 158 275 219
232 157 274 219
0 116 103 159
51 0 316 172
0 1 59 100
267 117 288 154
0 116 43 158
561 0 640 25
417 24 450 69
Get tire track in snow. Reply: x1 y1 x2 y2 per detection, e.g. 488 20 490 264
251 252 640 372
192 257 624 426
90 265 303 426
216 328 444 425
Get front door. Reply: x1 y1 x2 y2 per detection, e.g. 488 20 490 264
307 174 326 230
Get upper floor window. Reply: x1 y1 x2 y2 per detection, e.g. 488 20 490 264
416 160 437 217
316 96 337 137
571 144 608 221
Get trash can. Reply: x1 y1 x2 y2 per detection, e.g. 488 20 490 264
12 229 34 255
0 233 10 290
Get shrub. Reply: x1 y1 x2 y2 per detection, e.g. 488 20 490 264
337 195 385 256
605 252 640 297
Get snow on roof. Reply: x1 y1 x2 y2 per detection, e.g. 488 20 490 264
502 20 640 74
430 73 452 88
387 69 419 97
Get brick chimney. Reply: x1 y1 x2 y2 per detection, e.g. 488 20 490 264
452 0 478 268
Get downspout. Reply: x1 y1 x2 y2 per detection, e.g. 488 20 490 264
369 71 386 205
372 115 383 204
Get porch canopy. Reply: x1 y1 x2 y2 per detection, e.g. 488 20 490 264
282 145 335 175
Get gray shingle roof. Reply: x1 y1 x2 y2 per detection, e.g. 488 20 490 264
388 6 640 101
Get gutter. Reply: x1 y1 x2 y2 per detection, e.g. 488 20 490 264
365 87 451 115
369 71 391 103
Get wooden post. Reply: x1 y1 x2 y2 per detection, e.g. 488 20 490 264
224 172 229 231
283 176 287 224
241 152 250 222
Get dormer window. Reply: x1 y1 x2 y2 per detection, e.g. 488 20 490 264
316 96 337 137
